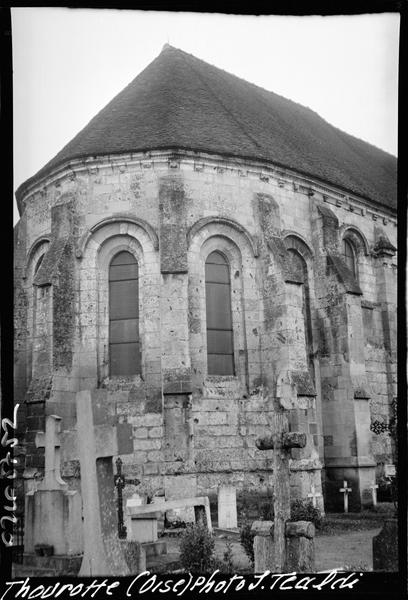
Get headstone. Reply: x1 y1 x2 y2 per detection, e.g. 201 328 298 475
285 521 315 572
373 518 398 571
127 492 144 509
217 485 238 529
62 390 134 576
369 482 379 507
24 415 82 556
127 510 160 544
251 521 274 573
164 474 197 523
307 484 322 508
339 480 352 513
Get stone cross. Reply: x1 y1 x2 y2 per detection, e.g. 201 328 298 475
339 480 352 513
307 484 322 508
369 482 379 507
256 412 306 572
62 390 134 576
35 415 67 491
24 414 83 556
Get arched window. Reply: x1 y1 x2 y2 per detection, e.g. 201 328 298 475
109 251 140 376
343 238 357 279
205 251 234 375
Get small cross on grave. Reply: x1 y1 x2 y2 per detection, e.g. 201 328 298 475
35 415 67 491
339 480 352 513
307 484 322 508
256 412 306 573
369 482 379 507
62 390 134 576
114 457 140 539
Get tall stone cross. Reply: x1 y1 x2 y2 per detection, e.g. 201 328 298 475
62 390 134 576
35 414 68 491
256 412 306 572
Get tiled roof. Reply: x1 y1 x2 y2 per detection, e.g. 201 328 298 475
17 45 397 211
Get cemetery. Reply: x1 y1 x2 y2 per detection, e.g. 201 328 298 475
12 390 397 576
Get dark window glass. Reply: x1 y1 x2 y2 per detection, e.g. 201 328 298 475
109 251 140 376
205 251 234 375
343 239 357 278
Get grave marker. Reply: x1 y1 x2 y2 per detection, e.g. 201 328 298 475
24 415 82 556
339 480 352 513
62 390 134 576
307 484 322 508
217 485 238 529
369 482 379 507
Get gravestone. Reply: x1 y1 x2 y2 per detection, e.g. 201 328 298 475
217 485 238 529
62 390 136 576
372 518 398 571
369 482 378 507
126 510 161 544
164 474 196 523
339 480 352 513
307 484 322 509
24 415 82 555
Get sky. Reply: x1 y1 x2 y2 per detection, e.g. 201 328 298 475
12 8 400 224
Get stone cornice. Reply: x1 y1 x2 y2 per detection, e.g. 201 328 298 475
16 149 397 225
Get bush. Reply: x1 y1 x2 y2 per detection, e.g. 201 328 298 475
239 521 255 566
179 522 215 573
290 499 323 529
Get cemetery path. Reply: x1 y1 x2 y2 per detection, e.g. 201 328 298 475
212 526 382 572
163 525 381 573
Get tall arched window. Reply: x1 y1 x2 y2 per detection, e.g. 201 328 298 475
109 251 140 376
205 251 234 375
343 238 357 279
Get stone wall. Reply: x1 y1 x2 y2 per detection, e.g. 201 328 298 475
15 150 397 510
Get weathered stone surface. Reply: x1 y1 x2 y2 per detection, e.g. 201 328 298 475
285 520 315 572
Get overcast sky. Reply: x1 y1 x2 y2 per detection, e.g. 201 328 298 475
12 8 399 223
